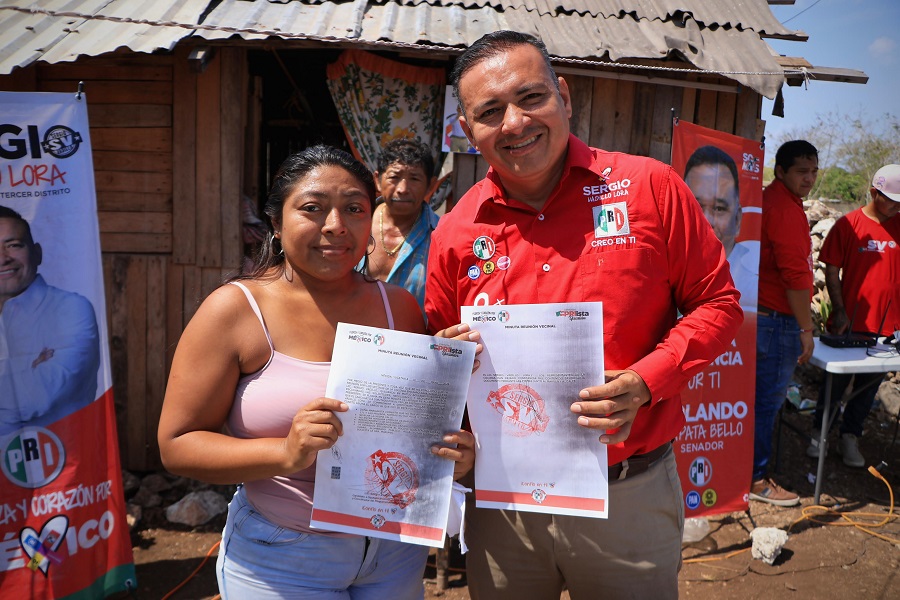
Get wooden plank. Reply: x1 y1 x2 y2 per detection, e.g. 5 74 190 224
95 170 172 194
649 85 678 163
88 105 172 128
103 255 130 462
100 233 172 254
735 87 762 141
125 257 149 470
39 80 172 105
475 156 490 181
91 128 172 152
166 261 185 372
99 211 172 234
450 154 477 212
565 74 593 143
220 47 244 272
201 267 224 304
39 53 173 71
611 81 635 154
93 150 172 173
0 65 37 91
629 83 655 157
37 63 172 82
680 83 697 124
196 53 223 267
589 78 617 150
183 266 203 325
173 45 198 265
145 256 167 470
715 90 738 135
97 191 171 212
696 90 718 129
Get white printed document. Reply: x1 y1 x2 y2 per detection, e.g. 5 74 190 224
310 323 475 546
461 303 609 518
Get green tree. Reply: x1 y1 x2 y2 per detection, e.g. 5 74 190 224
772 111 900 204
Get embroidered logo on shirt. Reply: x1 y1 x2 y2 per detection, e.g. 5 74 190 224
592 201 630 238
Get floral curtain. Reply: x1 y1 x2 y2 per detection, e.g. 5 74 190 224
326 49 446 174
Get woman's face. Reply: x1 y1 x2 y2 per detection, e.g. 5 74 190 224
275 164 372 281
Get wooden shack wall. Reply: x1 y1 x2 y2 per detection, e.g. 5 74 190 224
0 47 247 471
451 75 763 204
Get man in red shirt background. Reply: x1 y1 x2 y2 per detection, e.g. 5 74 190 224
751 140 818 506
426 31 742 599
807 163 900 467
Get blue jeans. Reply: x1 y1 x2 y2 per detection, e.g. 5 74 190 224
814 371 883 437
216 487 429 599
753 312 802 480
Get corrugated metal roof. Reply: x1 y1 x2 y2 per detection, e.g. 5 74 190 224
0 0 794 98
195 0 786 97
0 0 205 70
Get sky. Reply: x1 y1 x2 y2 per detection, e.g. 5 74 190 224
760 0 900 146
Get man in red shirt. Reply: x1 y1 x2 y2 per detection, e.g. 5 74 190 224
751 140 818 506
807 164 900 467
426 31 742 599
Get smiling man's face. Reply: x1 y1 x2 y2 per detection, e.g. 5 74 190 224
0 217 41 306
457 43 572 203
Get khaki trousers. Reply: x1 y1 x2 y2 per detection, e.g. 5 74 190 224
465 447 684 600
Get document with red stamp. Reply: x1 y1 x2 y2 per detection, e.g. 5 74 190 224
461 302 608 518
310 323 476 547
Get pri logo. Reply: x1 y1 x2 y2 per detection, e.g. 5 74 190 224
372 334 385 346
688 457 713 487
472 236 496 260
531 489 547 504
2 427 66 488
497 310 510 322
370 514 386 529
592 201 630 238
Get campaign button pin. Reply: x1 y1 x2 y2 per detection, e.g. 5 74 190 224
702 489 717 507
467 265 481 280
496 255 511 270
483 261 495 274
473 236 496 260
685 490 701 510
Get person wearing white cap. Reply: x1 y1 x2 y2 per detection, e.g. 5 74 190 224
807 164 900 467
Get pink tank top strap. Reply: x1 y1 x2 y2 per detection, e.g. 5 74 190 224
376 280 395 330
229 281 275 353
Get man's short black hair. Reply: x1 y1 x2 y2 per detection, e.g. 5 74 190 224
0 205 34 244
377 138 435 178
684 145 740 199
775 140 818 171
450 30 559 115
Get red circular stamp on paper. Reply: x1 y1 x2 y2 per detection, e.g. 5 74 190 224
364 450 420 508
486 384 549 437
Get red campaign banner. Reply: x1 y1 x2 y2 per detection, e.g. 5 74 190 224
0 92 135 597
670 119 764 517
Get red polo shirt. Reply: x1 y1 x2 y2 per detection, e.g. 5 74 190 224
820 207 900 334
426 135 742 464
758 178 814 314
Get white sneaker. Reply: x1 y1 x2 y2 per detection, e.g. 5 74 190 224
806 428 822 458
837 433 865 468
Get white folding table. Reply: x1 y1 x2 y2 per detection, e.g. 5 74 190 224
809 341 900 504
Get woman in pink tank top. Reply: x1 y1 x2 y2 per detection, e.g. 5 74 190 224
158 145 479 599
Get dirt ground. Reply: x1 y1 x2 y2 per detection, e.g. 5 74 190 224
129 397 900 599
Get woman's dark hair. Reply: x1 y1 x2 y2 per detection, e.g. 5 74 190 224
238 145 376 280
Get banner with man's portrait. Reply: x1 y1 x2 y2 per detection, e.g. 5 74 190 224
0 92 135 597
671 119 763 517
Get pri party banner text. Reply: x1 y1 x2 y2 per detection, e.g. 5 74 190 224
670 119 763 517
0 92 135 598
